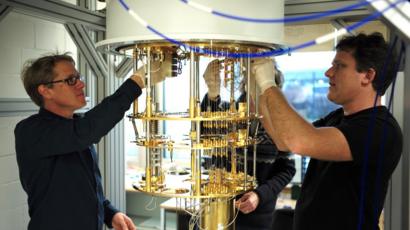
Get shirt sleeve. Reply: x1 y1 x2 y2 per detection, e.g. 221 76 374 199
103 199 120 228
200 93 222 112
336 112 399 166
254 157 296 205
15 79 142 158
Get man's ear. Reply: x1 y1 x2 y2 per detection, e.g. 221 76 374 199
362 68 376 85
37 85 53 100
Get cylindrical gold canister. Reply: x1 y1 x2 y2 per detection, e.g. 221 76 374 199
200 198 235 230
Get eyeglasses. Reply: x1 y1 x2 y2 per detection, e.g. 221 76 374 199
42 75 83 86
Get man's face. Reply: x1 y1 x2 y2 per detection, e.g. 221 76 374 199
325 50 366 106
44 61 86 113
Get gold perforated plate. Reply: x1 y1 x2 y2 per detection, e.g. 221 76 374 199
127 112 261 121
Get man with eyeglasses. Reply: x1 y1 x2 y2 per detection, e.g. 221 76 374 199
14 53 169 230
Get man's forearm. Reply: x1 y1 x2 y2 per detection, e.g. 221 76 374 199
258 96 288 151
262 86 316 155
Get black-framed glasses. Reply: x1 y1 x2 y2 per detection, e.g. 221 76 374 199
42 75 83 86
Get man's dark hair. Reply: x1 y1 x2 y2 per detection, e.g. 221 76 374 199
336 32 398 96
21 53 75 107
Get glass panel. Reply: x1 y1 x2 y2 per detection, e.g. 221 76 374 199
276 51 340 183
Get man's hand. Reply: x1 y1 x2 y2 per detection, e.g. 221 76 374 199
251 58 277 95
235 191 260 214
130 73 145 89
203 59 222 100
112 212 136 230
131 54 172 88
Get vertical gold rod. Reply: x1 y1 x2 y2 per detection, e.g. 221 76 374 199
229 60 235 113
189 50 195 118
133 49 139 116
195 128 202 196
146 47 152 118
247 56 257 181
243 55 251 190
189 49 197 195
145 48 152 191
231 147 237 179
195 55 202 196
133 101 138 116
195 55 201 112
191 149 197 194
131 49 140 139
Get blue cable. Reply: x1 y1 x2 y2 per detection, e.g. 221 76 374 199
144 0 404 58
118 0 129 11
371 41 405 230
210 1 373 23
356 33 403 230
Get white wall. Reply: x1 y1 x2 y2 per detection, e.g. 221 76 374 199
0 11 77 229
0 116 28 230
0 12 78 98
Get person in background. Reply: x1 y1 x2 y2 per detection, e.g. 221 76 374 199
252 32 402 230
201 59 296 230
15 53 169 230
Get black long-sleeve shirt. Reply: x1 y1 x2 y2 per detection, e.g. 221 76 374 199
201 93 296 230
15 79 142 230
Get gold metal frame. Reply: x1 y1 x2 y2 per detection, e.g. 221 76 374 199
129 43 259 229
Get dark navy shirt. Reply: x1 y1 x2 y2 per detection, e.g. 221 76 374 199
15 79 142 230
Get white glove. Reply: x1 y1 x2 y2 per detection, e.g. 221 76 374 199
134 54 172 85
203 59 222 100
251 58 277 95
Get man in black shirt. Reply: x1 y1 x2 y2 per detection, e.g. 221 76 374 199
15 53 165 230
253 32 402 230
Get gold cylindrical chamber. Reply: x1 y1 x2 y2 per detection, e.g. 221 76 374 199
200 199 235 230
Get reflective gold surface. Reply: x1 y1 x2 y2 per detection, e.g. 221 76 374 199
130 46 258 229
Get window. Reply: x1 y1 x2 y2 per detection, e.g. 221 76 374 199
276 51 339 182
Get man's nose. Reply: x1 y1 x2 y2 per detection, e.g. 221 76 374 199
75 78 85 89
324 67 333 78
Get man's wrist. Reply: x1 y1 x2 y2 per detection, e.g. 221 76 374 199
130 74 145 89
207 94 220 101
207 89 220 100
260 84 276 95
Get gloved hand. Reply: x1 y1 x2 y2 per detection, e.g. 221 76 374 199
251 58 277 95
132 54 172 88
203 59 222 100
